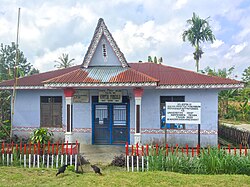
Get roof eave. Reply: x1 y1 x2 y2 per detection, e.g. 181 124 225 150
157 83 245 89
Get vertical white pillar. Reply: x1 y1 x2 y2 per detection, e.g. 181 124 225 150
133 88 143 145
65 96 74 143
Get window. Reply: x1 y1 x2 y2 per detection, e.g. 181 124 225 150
40 96 62 128
160 96 185 129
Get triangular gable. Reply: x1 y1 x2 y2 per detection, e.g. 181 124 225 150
82 18 128 68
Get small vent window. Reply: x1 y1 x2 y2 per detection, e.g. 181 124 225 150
102 40 108 61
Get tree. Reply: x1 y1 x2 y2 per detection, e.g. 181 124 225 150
147 56 163 64
182 12 216 72
0 42 33 81
0 42 37 122
54 53 75 69
201 66 237 117
242 66 250 87
148 56 153 62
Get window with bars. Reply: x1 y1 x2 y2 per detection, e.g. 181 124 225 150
160 96 185 129
40 96 62 128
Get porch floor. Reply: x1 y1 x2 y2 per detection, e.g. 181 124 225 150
79 144 125 165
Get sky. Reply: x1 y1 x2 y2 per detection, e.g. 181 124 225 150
0 0 250 80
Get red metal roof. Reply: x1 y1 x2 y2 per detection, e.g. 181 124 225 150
0 65 81 87
43 67 158 84
0 63 242 88
129 63 241 85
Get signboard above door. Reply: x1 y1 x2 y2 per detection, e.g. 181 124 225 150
165 102 201 124
99 90 122 103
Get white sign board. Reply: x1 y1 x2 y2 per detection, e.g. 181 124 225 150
99 90 122 103
165 102 201 124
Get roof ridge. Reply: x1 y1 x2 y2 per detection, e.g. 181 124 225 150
82 18 128 68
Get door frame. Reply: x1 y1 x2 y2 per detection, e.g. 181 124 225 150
92 96 130 145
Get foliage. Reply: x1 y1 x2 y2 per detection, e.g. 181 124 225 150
54 53 75 69
0 120 11 140
67 165 76 172
147 147 250 175
182 12 216 72
147 56 163 64
0 42 39 126
201 66 250 123
0 42 36 81
201 66 235 78
242 66 250 87
110 154 125 167
30 128 53 144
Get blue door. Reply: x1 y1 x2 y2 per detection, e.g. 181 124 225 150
92 98 129 145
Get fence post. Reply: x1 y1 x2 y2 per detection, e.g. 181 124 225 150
131 145 134 172
126 142 129 172
28 142 31 168
74 141 78 172
186 144 188 156
245 146 247 156
228 144 231 155
6 144 9 166
42 144 45 167
33 144 36 167
146 144 149 171
136 143 139 172
47 141 50 168
37 142 40 168
23 144 26 168
51 143 54 168
142 145 144 172
20 141 22 166
11 142 14 165
239 144 242 156
2 142 4 166
61 143 64 166
70 143 73 166
56 141 59 168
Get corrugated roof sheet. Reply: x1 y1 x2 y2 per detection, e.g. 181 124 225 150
43 67 158 84
129 63 241 85
0 65 81 87
0 63 242 88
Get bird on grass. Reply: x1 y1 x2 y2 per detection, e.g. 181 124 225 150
91 165 102 175
56 164 68 176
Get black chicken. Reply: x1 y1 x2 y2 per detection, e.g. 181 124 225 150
56 165 68 176
91 165 102 175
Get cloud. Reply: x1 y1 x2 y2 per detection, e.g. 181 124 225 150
211 40 224 48
33 42 87 72
0 0 249 79
224 42 248 59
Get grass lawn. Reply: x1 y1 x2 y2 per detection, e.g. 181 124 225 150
0 166 250 187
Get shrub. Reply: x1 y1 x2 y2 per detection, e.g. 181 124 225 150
111 154 125 167
30 128 53 144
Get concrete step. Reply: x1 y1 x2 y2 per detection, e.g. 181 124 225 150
79 145 125 165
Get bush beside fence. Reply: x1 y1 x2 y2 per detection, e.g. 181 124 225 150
1 141 79 171
125 143 250 175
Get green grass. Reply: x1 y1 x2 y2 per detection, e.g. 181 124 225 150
0 166 250 187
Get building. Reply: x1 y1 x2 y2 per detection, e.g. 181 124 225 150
0 18 244 146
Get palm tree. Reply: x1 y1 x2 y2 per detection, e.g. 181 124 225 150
182 12 216 72
54 53 75 69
